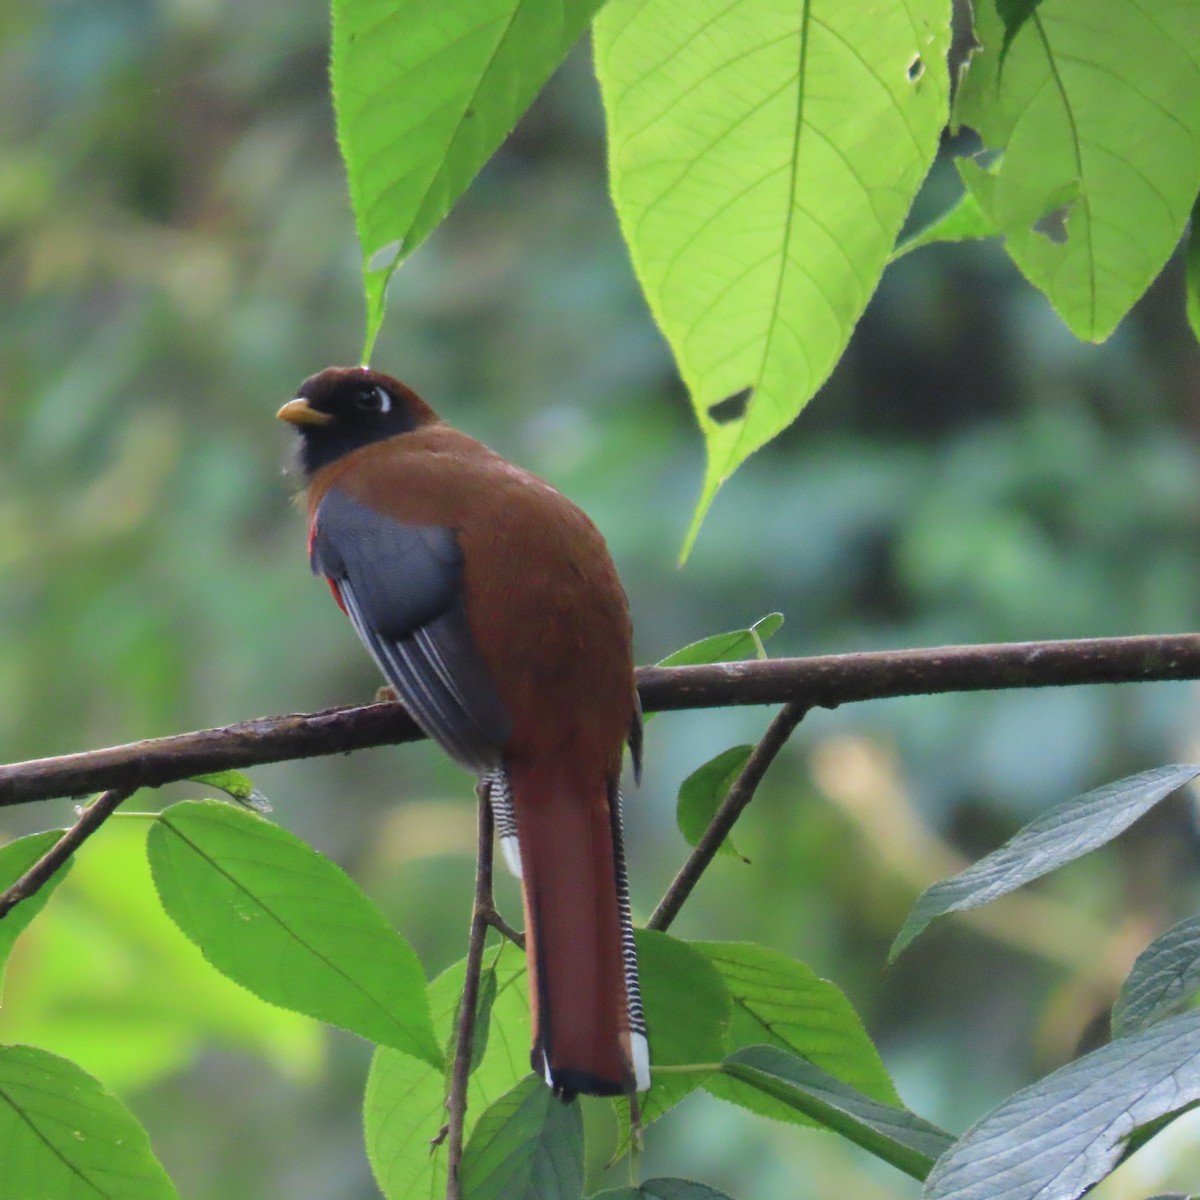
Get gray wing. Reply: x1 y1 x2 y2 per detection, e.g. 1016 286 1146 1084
311 488 510 771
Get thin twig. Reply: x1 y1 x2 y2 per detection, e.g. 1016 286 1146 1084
0 787 134 919
648 703 810 932
445 779 498 1200
481 905 525 948
4 633 1200 807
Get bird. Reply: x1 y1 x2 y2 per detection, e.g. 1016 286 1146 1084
278 365 649 1101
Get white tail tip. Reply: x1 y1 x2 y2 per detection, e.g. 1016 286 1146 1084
631 1031 651 1092
499 835 522 879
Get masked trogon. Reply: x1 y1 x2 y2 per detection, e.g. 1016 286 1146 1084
278 366 649 1101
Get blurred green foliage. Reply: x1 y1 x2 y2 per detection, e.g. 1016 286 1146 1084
3 3 1200 1198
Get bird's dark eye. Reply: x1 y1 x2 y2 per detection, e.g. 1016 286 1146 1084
355 386 392 414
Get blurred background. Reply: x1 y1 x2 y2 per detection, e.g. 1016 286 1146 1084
3 2 1200 1197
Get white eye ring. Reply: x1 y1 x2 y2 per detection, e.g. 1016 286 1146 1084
357 386 391 414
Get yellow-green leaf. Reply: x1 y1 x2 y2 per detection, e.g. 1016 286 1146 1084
595 0 951 554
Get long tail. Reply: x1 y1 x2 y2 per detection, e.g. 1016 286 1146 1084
493 763 649 1100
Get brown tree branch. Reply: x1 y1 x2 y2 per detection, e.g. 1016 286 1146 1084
0 787 134 917
648 703 810 932
445 779 498 1200
3 633 1200 808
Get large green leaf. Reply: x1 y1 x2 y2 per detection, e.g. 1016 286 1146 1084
365 948 532 1200
331 0 603 357
722 1045 952 1182
0 829 70 996
955 0 1200 342
147 800 438 1064
1112 913 1200 1039
890 765 1200 962
595 0 951 552
0 821 318 1094
0 1044 178 1200
925 1009 1200 1200
459 1074 584 1200
697 942 900 1127
595 1183 736 1200
617 931 731 1135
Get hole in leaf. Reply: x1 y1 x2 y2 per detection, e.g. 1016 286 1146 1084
907 55 924 82
1032 202 1073 245
367 239 405 273
708 387 752 424
946 124 985 158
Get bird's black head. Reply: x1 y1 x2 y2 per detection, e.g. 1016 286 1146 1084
278 366 440 477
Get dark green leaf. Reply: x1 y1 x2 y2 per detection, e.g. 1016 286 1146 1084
594 1182 736 1200
0 1043 178 1200
892 190 996 259
331 0 604 358
658 614 783 667
890 766 1200 962
0 829 70 994
458 1074 583 1200
697 942 900 1127
676 747 752 858
1113 914 1200 1038
926 1009 1200 1200
723 1045 952 1182
994 0 1043 68
190 769 271 812
365 948 531 1200
147 799 438 1064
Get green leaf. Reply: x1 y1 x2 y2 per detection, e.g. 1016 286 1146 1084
459 1073 583 1200
595 0 951 554
0 829 70 995
594 1182 736 1200
366 948 532 1200
1112 914 1200 1039
925 1009 1200 1200
0 821 318 1094
954 0 1200 342
696 942 900 1128
445 964 498 1089
190 769 271 812
677 747 752 859
891 189 997 260
147 799 438 1064
722 1045 952 1182
330 0 603 359
658 614 784 668
1187 196 1200 345
0 1044 178 1200
890 765 1200 962
614 931 731 1142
